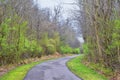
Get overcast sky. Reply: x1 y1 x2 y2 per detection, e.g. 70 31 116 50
35 0 76 8
34 0 78 18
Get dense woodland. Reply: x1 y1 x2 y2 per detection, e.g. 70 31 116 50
75 0 120 73
0 0 80 65
0 0 120 78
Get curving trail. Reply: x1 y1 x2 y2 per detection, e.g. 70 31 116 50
24 55 81 80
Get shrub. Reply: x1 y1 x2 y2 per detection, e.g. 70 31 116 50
82 43 89 54
40 34 57 55
46 44 56 55
60 45 73 54
72 48 80 54
24 40 42 58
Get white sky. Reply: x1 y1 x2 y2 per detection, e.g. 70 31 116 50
34 0 78 18
35 0 76 8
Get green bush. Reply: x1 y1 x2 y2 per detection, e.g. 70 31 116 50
60 45 80 54
60 45 73 54
0 17 26 64
72 48 80 54
40 34 57 55
82 43 89 54
46 44 56 55
23 40 42 58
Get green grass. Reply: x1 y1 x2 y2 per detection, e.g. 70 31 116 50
67 55 108 80
0 59 51 80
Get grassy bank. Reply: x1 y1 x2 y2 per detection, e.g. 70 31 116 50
0 59 51 80
0 61 42 80
67 55 108 80
0 54 64 80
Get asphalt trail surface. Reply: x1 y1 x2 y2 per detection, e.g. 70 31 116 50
24 55 81 80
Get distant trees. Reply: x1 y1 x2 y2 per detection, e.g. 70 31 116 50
77 0 120 71
0 0 80 65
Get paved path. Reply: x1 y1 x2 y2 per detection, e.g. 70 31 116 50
24 55 81 80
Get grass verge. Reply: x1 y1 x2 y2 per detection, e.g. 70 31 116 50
67 55 108 80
